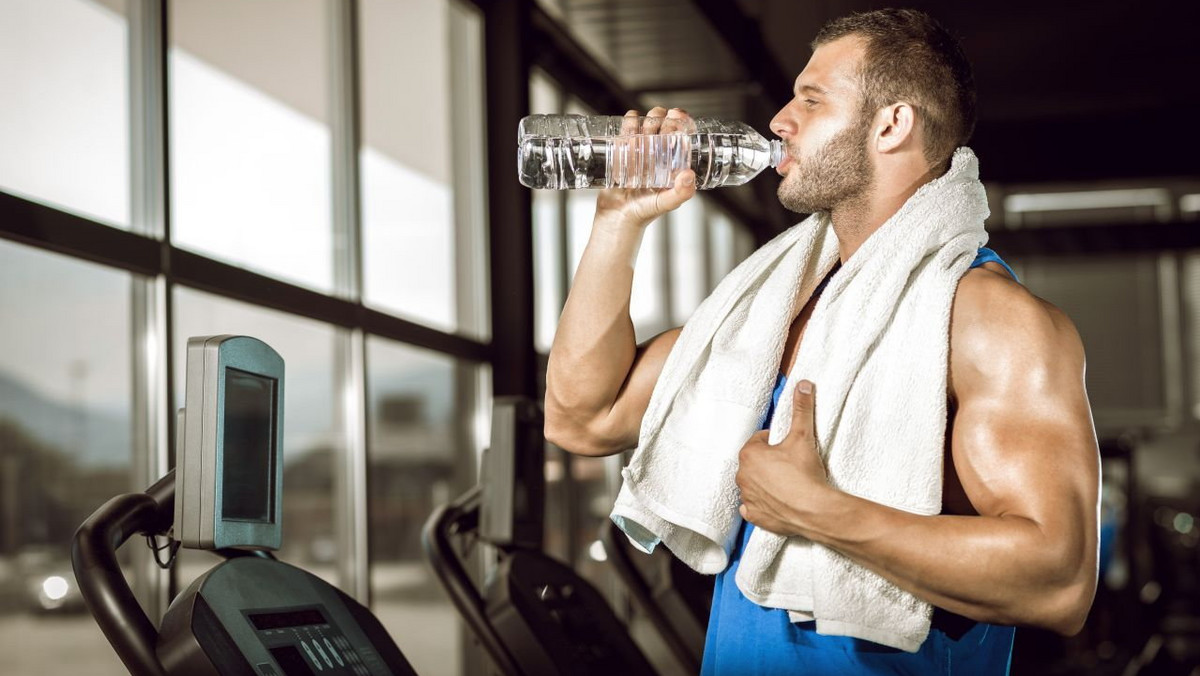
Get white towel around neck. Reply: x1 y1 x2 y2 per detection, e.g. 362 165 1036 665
610 147 990 652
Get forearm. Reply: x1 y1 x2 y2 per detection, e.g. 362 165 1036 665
801 489 1096 633
545 213 647 431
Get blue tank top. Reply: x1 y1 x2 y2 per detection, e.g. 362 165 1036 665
700 247 1019 676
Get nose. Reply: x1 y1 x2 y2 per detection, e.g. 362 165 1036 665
770 107 794 140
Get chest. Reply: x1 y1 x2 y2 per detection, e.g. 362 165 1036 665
778 292 820 377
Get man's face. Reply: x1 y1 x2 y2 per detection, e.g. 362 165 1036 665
771 36 875 214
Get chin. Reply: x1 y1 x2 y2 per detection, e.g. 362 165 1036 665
777 189 820 215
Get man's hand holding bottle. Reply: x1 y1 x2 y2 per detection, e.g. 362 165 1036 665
594 106 698 230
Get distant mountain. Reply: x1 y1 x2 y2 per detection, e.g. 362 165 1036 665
0 362 467 471
0 371 129 468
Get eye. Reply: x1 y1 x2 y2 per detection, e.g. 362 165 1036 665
803 99 819 108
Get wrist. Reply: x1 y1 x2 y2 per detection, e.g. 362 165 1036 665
593 208 652 233
790 484 851 545
589 213 649 260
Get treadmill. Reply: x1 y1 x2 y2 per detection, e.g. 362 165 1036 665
423 397 657 676
600 519 712 674
71 335 418 676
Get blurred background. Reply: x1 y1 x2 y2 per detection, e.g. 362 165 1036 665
0 0 1197 674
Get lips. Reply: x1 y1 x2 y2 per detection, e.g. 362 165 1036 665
776 152 794 176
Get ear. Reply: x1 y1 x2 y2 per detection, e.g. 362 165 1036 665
874 102 916 153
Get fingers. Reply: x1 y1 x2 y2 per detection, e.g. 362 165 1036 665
612 106 695 197
660 107 691 135
789 380 815 441
621 107 687 134
738 429 770 465
641 106 667 134
620 109 641 136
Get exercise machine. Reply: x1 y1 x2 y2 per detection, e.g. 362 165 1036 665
72 335 418 675
423 396 657 676
600 519 712 673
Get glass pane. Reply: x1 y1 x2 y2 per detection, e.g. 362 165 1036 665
734 224 757 267
567 189 597 284
366 337 479 676
172 287 341 589
631 221 668 342
543 444 571 563
534 190 564 353
0 0 130 228
360 0 486 335
708 210 737 286
169 0 333 292
670 198 707 325
530 68 560 116
571 455 620 604
0 240 132 675
531 72 564 353
1182 254 1200 420
564 99 597 286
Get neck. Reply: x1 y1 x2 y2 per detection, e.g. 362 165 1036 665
830 163 940 263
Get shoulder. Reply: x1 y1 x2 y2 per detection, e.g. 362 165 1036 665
948 266 1085 401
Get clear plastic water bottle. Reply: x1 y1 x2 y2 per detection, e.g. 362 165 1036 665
517 114 784 190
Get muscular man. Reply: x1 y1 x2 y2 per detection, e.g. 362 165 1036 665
544 9 1099 673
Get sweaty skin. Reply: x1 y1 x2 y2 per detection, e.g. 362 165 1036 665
544 36 1099 636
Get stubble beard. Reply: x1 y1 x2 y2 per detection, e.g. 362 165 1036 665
777 116 874 215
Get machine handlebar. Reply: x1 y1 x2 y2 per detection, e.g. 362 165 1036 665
70 470 176 676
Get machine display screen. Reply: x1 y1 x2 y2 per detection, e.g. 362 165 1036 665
222 368 276 522
250 608 327 630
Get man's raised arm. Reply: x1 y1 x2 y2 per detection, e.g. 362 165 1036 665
544 107 695 457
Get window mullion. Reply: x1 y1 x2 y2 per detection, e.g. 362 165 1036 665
329 0 370 604
128 0 172 624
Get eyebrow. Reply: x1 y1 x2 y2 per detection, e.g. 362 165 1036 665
796 83 830 97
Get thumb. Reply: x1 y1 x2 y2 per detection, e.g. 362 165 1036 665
656 169 696 211
790 380 815 438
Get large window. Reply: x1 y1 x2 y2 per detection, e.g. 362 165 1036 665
169 0 334 291
359 0 489 338
366 337 483 676
0 0 130 228
0 240 133 676
0 0 493 674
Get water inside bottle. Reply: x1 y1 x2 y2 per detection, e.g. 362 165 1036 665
518 116 782 190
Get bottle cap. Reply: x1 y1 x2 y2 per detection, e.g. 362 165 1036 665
769 139 785 168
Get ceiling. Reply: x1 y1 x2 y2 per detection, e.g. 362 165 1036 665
545 0 1200 188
